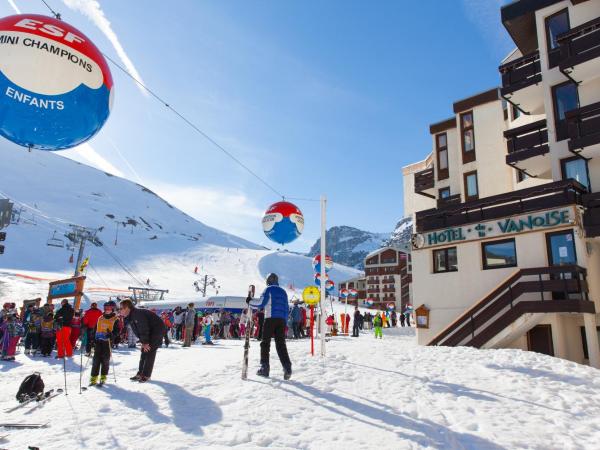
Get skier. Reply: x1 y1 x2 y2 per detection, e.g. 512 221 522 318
83 303 102 356
39 312 55 357
400 310 406 327
202 313 213 345
89 301 119 386
373 313 383 339
119 299 166 382
182 303 195 347
23 307 42 355
0 311 23 360
291 302 301 339
352 306 361 337
54 299 74 359
249 273 292 379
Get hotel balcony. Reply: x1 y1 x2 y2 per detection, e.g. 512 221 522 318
382 287 396 293
367 288 380 294
437 194 461 208
414 166 435 199
558 17 600 85
504 119 550 177
415 179 587 233
583 192 600 238
499 51 543 114
566 101 600 158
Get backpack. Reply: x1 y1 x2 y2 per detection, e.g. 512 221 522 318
16 373 45 402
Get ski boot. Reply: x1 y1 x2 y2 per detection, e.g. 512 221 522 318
138 375 150 383
283 365 292 381
256 364 270 378
130 373 142 381
89 376 98 386
24 349 30 356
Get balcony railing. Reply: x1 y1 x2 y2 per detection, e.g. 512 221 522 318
504 119 549 164
499 51 541 96
367 288 380 294
437 194 461 208
415 179 587 233
414 167 435 194
583 192 600 238
566 101 600 152
382 287 396 293
558 16 600 71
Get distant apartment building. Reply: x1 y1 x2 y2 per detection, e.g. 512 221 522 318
338 247 412 311
403 0 600 368
337 276 366 305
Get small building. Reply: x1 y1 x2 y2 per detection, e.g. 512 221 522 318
363 247 412 311
338 276 366 305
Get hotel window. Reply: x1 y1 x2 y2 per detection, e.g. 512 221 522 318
433 247 457 273
439 187 451 199
545 9 569 69
460 111 476 163
436 133 449 180
561 157 591 192
482 238 517 270
463 170 479 201
552 81 579 141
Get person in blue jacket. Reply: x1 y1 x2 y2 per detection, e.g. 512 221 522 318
249 273 292 379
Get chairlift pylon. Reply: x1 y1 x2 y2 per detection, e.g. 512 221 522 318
47 231 65 248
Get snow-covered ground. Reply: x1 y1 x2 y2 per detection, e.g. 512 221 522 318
2 328 599 450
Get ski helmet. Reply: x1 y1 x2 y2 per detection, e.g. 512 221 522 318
266 273 279 286
104 300 116 311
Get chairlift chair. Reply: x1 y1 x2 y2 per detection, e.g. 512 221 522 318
47 231 65 248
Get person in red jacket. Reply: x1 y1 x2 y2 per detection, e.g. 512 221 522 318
70 310 82 349
299 307 307 337
83 302 102 356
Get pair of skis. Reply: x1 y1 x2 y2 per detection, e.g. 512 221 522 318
241 284 255 380
3 389 64 414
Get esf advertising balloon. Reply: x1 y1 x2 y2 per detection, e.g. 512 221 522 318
312 254 333 274
262 201 304 245
0 14 113 150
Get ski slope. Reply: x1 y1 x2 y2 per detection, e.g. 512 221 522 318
1 328 599 449
0 140 361 301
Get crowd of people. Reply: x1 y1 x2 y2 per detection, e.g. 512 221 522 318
1 280 413 386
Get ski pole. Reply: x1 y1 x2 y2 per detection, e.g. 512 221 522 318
109 339 117 383
61 327 68 396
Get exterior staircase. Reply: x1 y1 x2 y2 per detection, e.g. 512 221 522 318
428 265 595 348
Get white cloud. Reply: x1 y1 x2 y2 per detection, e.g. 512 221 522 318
150 182 264 239
61 142 125 178
61 0 148 97
7 0 20 13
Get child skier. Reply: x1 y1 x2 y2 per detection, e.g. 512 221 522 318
40 312 55 357
90 301 119 386
373 313 383 339
202 313 213 345
1 312 23 360
24 308 42 355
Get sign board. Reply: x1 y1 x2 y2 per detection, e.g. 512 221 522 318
302 286 320 305
412 207 574 250
47 275 85 304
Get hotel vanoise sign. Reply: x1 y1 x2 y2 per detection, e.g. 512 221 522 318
412 207 574 250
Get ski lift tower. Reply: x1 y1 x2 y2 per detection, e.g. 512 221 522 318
128 286 169 305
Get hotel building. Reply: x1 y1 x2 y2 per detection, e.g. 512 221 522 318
404 0 600 368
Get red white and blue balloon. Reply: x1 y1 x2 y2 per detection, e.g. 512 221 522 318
365 298 374 306
348 288 358 297
314 273 334 291
339 288 349 298
262 201 304 245
0 14 113 150
312 254 333 274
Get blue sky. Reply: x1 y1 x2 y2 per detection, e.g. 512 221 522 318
2 0 513 251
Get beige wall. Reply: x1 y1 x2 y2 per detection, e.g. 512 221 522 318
414 225 584 345
402 157 435 219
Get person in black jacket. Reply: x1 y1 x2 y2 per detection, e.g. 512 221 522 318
352 307 361 337
54 299 74 358
119 299 166 382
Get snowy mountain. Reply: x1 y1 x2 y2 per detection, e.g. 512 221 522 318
384 216 413 252
0 139 360 300
307 226 390 270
